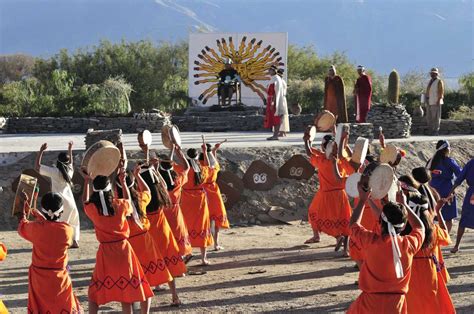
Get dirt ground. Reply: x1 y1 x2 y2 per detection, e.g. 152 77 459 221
1 221 473 313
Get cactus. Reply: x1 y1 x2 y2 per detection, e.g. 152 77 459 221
388 69 400 104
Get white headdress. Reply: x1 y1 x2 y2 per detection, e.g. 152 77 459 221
93 183 112 216
380 213 405 279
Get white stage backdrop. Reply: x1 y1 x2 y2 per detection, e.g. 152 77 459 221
188 32 288 107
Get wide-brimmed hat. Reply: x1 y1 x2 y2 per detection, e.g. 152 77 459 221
369 163 395 199
430 67 439 74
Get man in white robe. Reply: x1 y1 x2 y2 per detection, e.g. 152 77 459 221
277 69 290 136
266 66 285 140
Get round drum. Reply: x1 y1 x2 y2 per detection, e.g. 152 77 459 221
380 144 399 164
81 140 121 178
161 125 181 149
351 137 369 164
345 173 362 198
308 125 317 142
315 110 336 131
369 163 395 199
138 130 152 146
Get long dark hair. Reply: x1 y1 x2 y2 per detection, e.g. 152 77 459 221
380 202 407 236
140 165 172 212
187 148 203 186
158 159 177 191
89 175 115 216
115 171 143 218
400 194 434 250
427 140 449 171
56 152 73 184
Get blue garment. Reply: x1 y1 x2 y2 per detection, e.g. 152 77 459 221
429 157 462 220
454 159 474 229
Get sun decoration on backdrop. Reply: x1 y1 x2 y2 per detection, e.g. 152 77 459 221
193 36 285 104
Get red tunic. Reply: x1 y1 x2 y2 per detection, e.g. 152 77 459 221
264 83 281 128
355 74 372 123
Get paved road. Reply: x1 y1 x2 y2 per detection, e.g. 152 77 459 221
0 132 473 153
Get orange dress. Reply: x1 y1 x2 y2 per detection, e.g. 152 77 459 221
163 165 193 256
181 166 214 247
85 199 153 305
308 149 352 237
148 208 187 278
0 242 6 312
406 225 455 313
0 242 6 261
349 199 381 261
127 191 173 286
347 223 424 314
435 243 450 283
18 218 81 313
203 163 230 229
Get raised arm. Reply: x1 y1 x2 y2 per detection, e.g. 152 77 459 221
201 136 209 167
118 168 130 201
68 141 74 168
174 145 190 170
133 164 150 195
81 168 91 204
35 143 48 172
350 182 371 226
434 199 448 231
397 191 425 234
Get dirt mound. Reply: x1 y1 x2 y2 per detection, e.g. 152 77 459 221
0 139 472 230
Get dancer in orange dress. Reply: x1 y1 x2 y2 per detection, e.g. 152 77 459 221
158 145 193 260
18 192 81 313
303 128 352 256
348 184 425 313
139 146 186 305
412 166 450 283
0 241 6 312
114 164 174 299
405 196 455 313
348 162 384 268
200 142 230 251
181 144 214 265
83 170 153 313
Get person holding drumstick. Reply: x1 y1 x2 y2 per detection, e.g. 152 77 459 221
35 141 81 248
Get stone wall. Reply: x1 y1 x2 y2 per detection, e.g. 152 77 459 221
5 116 171 134
411 116 474 135
367 104 412 138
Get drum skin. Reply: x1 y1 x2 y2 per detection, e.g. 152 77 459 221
81 140 121 178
